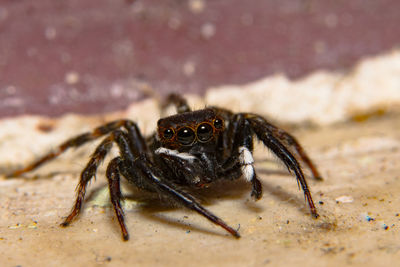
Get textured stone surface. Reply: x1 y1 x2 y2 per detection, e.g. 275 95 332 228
0 97 399 266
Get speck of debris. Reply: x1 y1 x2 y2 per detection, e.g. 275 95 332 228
364 215 375 222
396 213 399 217
319 201 324 205
96 256 112 263
36 122 55 133
335 195 354 203
9 223 21 229
286 220 290 224
27 221 38 229
380 221 389 230
263 259 271 264
318 222 337 231
186 230 191 234
258 216 263 220
183 215 189 219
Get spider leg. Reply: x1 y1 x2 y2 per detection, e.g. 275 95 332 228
218 114 263 200
106 157 129 241
129 155 240 238
6 120 146 177
163 93 192 113
246 115 319 218
61 127 147 228
275 130 323 181
251 117 322 180
60 134 115 227
232 115 263 200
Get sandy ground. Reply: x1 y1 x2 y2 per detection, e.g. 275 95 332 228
0 101 399 266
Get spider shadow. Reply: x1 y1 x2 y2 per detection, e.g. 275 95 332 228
84 185 240 238
256 167 315 215
83 166 312 238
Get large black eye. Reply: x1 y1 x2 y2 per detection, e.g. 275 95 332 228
177 127 195 145
213 117 224 129
163 128 174 139
197 123 213 142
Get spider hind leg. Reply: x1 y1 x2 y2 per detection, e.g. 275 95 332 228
6 119 145 177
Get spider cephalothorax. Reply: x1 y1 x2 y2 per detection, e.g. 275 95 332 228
6 94 322 241
157 108 224 149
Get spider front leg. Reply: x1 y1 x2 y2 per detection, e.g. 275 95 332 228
218 114 263 200
246 114 319 218
233 116 263 200
106 157 129 241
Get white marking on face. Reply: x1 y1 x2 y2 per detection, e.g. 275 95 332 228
238 146 255 182
155 147 196 162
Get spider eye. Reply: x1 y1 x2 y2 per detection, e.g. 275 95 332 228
197 123 213 142
163 128 174 139
177 127 195 145
213 117 224 129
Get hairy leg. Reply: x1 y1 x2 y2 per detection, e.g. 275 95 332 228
246 115 322 180
163 93 192 114
247 115 319 218
61 129 147 227
217 114 263 200
106 157 129 241
6 119 147 177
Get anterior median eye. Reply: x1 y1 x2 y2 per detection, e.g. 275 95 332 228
163 128 174 139
197 123 213 142
177 127 195 145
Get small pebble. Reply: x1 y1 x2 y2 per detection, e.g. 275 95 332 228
365 215 375 222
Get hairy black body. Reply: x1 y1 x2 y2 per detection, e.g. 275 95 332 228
6 94 322 241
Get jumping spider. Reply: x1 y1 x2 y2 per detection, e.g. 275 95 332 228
6 94 322 240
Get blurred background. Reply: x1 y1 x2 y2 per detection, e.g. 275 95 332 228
0 0 399 117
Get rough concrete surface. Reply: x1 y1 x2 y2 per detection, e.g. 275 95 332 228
1 49 400 267
0 96 400 267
